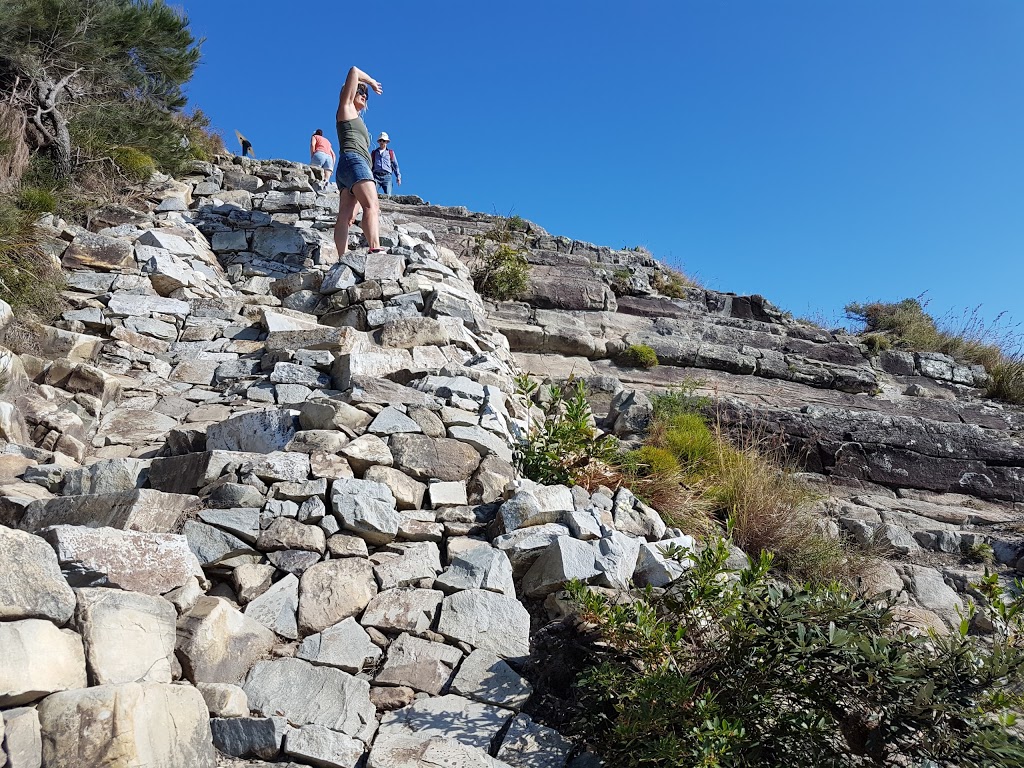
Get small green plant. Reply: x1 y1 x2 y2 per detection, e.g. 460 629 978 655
567 540 1024 768
963 540 996 565
609 267 633 295
619 343 659 369
0 197 65 318
506 214 527 232
517 379 618 486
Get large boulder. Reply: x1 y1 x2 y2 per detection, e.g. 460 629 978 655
176 596 276 684
75 588 176 685
42 525 202 594
389 434 482 482
298 558 378 636
37 682 215 768
0 525 76 624
20 490 200 533
0 619 87 706
244 658 377 743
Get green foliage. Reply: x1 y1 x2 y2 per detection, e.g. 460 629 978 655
466 216 531 301
517 380 618 486
963 541 995 565
651 383 711 421
1 0 202 180
619 343 659 369
609 267 633 295
507 214 527 231
621 445 680 477
568 540 1024 768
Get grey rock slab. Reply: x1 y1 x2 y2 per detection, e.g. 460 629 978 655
207 409 297 454
331 477 400 545
497 714 573 768
0 525 76 624
283 724 365 767
37 683 215 768
373 541 443 590
435 547 515 597
342 433 394 474
21 489 199 533
211 716 288 760
183 520 255 566
900 564 964 628
196 682 249 718
75 588 176 685
257 517 327 554
271 362 330 388
298 558 378 635
593 531 642 589
494 523 572 577
375 632 463 695
177 596 276 684
369 406 423 436
363 466 427 510
244 573 299 639
297 616 383 673
522 537 600 598
497 490 560 534
428 481 468 508
107 293 190 317
0 619 87 706
361 587 444 635
198 506 261 543
389 434 482 482
300 398 373 432
437 589 530 660
42 525 202 594
1 706 42 768
149 450 310 493
634 536 697 587
244 657 377 742
61 457 148 495
367 734 509 768
446 425 514 464
376 694 514 753
97 408 179 446
450 649 532 710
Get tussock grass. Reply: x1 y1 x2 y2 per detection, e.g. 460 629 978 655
846 296 1024 404
651 266 698 297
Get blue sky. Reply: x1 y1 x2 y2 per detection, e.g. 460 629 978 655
178 1 1024 337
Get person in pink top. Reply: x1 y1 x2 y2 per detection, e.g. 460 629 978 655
309 129 336 182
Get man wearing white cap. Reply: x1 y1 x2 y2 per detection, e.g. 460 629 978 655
370 132 402 195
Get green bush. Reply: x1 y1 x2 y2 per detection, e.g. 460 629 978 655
621 445 680 477
516 380 618 486
472 242 529 301
862 333 891 353
568 540 1024 768
619 344 659 369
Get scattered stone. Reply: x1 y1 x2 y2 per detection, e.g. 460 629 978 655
375 632 463 695
0 525 76 624
361 587 444 635
298 558 378 635
0 619 87 706
450 649 533 710
210 716 288 760
176 596 276 684
376 694 514 753
437 589 530 660
196 682 249 718
297 617 383 673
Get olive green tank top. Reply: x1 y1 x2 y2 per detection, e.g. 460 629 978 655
336 117 371 164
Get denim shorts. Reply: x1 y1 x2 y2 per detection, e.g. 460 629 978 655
335 151 374 191
311 151 333 171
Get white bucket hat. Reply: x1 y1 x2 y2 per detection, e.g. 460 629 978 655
377 132 390 142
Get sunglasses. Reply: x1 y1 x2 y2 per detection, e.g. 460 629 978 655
356 88 368 97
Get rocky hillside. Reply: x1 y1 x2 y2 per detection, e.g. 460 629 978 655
0 154 1020 767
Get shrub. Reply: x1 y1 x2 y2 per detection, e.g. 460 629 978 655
987 357 1024 405
568 540 1024 768
516 379 618 486
619 344 659 369
110 146 157 183
466 217 531 301
652 266 696 298
963 541 995 565
862 333 891 353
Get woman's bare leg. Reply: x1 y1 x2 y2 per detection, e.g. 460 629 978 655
350 180 380 250
334 188 359 253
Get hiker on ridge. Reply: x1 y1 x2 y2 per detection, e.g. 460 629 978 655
309 128 336 184
371 132 402 195
235 130 254 158
333 66 385 255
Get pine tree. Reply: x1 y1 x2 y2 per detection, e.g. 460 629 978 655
0 0 201 181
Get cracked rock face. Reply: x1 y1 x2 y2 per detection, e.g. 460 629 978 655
0 153 1020 767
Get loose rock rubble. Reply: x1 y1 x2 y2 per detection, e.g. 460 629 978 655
0 153 1021 767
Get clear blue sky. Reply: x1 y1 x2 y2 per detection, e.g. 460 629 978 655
178 0 1024 337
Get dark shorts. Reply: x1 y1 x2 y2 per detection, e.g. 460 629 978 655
336 152 373 191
